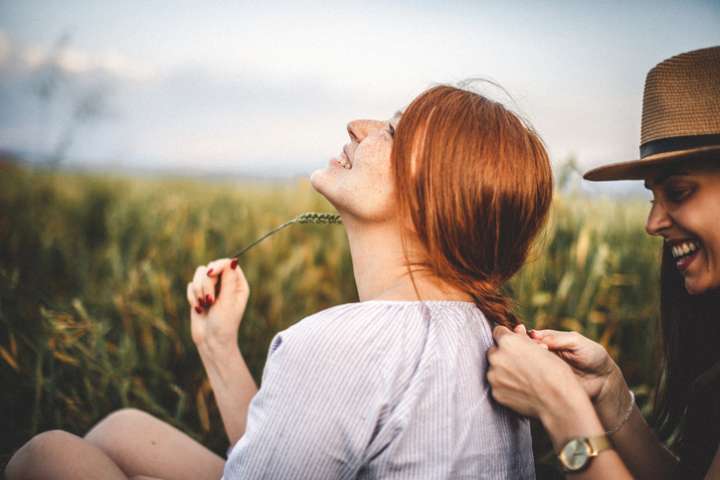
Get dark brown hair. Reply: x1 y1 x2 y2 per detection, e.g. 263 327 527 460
391 85 553 327
652 245 720 478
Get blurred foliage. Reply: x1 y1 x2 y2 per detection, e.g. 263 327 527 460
0 163 661 477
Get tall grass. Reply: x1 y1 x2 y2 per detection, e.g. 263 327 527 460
0 164 660 476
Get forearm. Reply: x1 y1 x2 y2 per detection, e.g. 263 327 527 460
541 390 633 480
197 342 258 445
607 406 677 480
594 369 677 479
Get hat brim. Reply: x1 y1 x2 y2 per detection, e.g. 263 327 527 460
583 145 720 181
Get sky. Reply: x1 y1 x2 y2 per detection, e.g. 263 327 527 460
0 0 719 189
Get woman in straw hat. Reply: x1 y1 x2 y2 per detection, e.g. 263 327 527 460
487 46 720 479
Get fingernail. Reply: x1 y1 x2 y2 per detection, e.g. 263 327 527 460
195 306 202 314
206 294 212 305
199 298 207 308
230 259 238 269
207 268 214 277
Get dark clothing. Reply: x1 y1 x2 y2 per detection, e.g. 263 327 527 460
676 360 720 479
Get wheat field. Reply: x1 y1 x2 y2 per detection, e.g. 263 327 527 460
0 163 661 477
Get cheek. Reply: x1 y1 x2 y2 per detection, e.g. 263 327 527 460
681 197 720 288
356 140 393 186
361 157 395 210
704 227 720 284
695 199 720 260
351 143 396 218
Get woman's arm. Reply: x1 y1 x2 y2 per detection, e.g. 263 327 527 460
488 326 677 479
592 366 677 479
197 341 257 445
187 258 258 445
537 387 633 479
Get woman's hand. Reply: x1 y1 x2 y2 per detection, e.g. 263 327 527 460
527 329 618 402
527 329 631 428
487 326 588 420
186 258 249 352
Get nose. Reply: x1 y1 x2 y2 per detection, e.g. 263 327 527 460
645 200 672 236
347 119 386 143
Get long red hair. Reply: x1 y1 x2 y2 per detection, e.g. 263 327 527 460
391 85 553 328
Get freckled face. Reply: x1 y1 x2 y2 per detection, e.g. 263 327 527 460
644 164 720 294
310 113 401 223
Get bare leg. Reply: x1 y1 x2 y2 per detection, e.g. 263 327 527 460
85 408 224 480
5 430 129 480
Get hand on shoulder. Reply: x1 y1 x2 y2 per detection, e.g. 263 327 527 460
487 325 587 420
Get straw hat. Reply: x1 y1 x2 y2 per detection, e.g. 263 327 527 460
584 46 720 181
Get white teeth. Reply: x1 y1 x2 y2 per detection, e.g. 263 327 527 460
671 240 699 259
336 154 352 169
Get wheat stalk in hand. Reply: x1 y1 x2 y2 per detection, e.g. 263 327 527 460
229 212 342 259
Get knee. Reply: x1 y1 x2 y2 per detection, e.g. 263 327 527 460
85 408 154 448
5 430 75 479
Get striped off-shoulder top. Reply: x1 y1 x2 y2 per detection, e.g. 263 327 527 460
223 300 534 479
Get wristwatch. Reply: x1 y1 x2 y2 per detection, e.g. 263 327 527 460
557 434 612 472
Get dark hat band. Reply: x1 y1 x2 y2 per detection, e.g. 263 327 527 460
640 133 720 158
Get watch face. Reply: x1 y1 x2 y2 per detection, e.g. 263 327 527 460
559 438 591 471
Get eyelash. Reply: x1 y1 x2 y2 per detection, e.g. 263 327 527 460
387 124 395 137
665 188 692 203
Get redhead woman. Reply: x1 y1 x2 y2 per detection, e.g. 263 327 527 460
6 85 553 479
487 46 720 479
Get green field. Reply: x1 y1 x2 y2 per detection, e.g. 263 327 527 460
0 163 661 476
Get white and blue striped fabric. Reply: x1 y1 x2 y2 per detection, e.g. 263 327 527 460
223 300 535 479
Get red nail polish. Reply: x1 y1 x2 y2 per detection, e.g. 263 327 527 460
195 306 202 314
230 259 238 269
207 268 214 277
206 294 212 305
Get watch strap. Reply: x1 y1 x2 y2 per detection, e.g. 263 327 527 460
587 434 612 456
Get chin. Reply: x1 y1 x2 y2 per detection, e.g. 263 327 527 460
310 168 344 210
309 167 333 195
685 281 703 295
309 168 323 191
684 276 718 295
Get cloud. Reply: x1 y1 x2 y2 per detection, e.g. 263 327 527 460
0 31 371 173
45 47 157 81
0 30 157 82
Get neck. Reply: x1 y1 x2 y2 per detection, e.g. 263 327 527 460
342 216 473 302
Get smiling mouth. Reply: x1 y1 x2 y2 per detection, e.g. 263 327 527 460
334 146 353 170
670 239 701 272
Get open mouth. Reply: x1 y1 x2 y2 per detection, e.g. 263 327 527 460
670 239 701 272
334 151 352 169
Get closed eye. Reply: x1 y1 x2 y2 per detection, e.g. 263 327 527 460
665 188 692 203
388 110 402 137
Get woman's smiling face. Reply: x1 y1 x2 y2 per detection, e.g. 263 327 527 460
644 162 720 294
310 112 402 223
